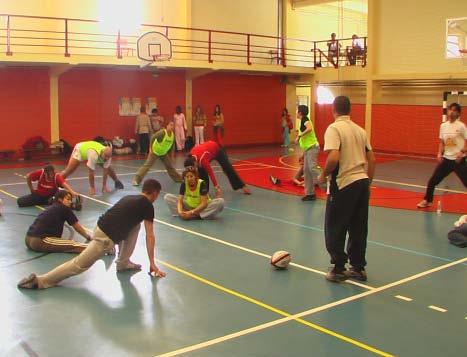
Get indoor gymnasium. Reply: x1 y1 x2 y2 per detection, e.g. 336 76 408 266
0 1 466 356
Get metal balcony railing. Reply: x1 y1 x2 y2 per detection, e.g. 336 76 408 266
0 14 367 68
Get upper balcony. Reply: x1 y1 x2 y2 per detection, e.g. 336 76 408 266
0 13 367 77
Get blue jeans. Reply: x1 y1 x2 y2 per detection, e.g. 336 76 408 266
283 129 290 146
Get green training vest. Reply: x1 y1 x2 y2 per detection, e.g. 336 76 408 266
185 179 210 209
299 118 319 150
152 130 174 156
79 141 105 161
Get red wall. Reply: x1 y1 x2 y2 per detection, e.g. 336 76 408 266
192 73 286 146
59 69 186 144
0 68 51 151
314 103 365 145
371 104 439 155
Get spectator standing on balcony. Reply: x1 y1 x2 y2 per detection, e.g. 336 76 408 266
150 108 165 133
193 105 207 145
327 33 341 66
173 105 187 151
213 104 225 147
281 108 293 147
135 106 151 154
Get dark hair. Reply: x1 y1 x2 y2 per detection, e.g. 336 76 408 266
214 104 221 115
333 96 351 115
282 108 288 115
184 155 196 167
151 108 158 114
142 179 161 194
43 164 55 174
140 106 146 113
449 102 461 113
183 166 199 179
175 105 182 114
54 189 71 202
297 105 309 117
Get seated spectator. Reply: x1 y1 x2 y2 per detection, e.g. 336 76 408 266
164 166 224 220
347 34 364 65
327 33 341 66
17 164 79 208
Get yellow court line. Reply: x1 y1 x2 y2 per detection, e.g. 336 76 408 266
157 259 393 357
0 187 389 356
0 188 92 233
156 256 467 357
81 192 374 290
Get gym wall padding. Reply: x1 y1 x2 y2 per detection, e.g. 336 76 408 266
0 68 51 151
371 104 440 156
58 69 186 144
192 73 286 146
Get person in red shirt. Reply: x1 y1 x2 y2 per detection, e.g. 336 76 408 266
17 164 79 207
184 140 251 197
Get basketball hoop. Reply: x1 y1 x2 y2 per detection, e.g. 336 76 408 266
137 32 172 69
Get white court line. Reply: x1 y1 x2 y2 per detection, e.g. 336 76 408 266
80 192 374 290
255 155 467 195
394 295 413 302
155 256 467 357
428 305 447 313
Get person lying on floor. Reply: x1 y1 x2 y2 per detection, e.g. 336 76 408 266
24 190 91 254
164 166 224 220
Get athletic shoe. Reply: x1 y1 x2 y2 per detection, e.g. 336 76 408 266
301 194 316 201
269 176 281 186
117 261 142 272
17 273 39 289
348 267 367 281
417 200 432 208
325 267 349 283
114 180 124 190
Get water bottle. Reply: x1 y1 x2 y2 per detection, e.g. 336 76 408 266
0 198 3 216
436 200 442 215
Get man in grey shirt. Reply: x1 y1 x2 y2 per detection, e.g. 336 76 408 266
319 96 376 282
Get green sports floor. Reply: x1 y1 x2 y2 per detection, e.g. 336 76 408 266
0 147 466 357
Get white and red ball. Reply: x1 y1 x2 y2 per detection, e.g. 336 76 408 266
270 250 291 269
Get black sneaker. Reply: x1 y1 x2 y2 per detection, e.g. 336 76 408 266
348 267 367 281
114 180 124 190
325 267 349 282
269 176 281 186
301 194 316 201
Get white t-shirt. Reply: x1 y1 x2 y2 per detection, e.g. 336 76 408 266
439 120 466 160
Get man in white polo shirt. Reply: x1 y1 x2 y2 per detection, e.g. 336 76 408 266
417 103 467 208
319 96 375 283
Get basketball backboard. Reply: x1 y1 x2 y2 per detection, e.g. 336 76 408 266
137 31 172 68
